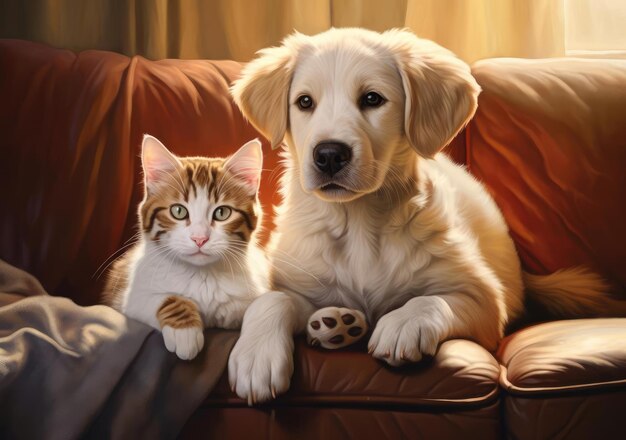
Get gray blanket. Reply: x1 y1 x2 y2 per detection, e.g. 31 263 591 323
0 260 238 439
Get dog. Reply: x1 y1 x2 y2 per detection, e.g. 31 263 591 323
227 28 618 405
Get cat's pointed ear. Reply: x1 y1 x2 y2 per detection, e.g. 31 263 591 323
141 134 181 191
224 138 263 196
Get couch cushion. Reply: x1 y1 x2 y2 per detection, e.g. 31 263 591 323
469 58 626 293
498 319 626 394
209 338 500 407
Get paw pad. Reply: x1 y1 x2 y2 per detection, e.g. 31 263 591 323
348 326 363 337
342 314 356 325
322 317 337 328
306 307 368 349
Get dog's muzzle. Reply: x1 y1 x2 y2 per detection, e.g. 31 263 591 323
313 141 352 177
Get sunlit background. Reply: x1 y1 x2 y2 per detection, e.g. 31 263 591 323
1 0 625 63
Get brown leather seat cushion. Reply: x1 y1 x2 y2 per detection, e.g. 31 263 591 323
499 319 626 439
209 338 500 407
498 318 626 393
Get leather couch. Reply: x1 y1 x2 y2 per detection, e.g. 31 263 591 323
1 39 625 439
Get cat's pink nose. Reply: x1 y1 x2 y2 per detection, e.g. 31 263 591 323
191 236 209 248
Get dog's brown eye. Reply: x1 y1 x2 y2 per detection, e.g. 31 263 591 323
360 92 385 108
297 95 314 110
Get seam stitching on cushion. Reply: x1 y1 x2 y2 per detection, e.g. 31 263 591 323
501 377 626 395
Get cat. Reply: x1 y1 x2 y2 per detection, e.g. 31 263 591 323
105 134 268 360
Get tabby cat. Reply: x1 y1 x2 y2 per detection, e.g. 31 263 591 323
105 134 268 360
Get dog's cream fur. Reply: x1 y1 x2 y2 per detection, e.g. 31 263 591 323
228 28 615 405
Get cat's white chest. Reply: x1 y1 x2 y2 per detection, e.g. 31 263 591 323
125 249 257 329
182 269 253 329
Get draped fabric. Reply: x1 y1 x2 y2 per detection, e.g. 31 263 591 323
1 0 566 63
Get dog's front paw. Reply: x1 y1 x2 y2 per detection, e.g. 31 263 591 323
162 325 204 360
368 297 452 366
307 307 368 349
228 330 294 405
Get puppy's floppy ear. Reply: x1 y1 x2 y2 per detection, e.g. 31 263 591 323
231 38 299 150
387 30 480 158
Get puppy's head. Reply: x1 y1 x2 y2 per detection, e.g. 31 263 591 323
232 28 480 202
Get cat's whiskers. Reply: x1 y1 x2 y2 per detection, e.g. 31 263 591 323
271 254 325 287
147 245 180 290
94 241 139 281
93 232 143 280
217 247 253 297
145 243 178 267
228 241 324 287
220 245 255 294
265 259 312 288
121 230 142 246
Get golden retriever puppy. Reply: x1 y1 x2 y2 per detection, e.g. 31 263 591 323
228 28 615 405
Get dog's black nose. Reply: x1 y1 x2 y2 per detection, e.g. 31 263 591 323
313 142 352 176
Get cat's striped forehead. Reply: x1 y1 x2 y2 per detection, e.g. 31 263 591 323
151 156 253 205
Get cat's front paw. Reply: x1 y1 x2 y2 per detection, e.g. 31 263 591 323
162 326 204 360
307 307 368 349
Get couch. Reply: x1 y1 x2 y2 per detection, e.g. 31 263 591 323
1 39 625 439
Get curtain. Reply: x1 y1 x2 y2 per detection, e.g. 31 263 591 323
565 0 626 55
0 0 595 63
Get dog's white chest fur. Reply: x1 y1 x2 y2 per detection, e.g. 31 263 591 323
274 206 429 321
320 206 428 318
269 154 520 322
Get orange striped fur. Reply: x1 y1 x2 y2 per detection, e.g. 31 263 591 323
157 296 203 329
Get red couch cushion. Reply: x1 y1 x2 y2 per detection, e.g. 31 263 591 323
498 318 626 440
498 318 626 394
209 338 500 407
0 40 273 305
468 58 626 294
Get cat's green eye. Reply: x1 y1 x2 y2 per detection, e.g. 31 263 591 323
170 204 188 220
213 206 232 221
